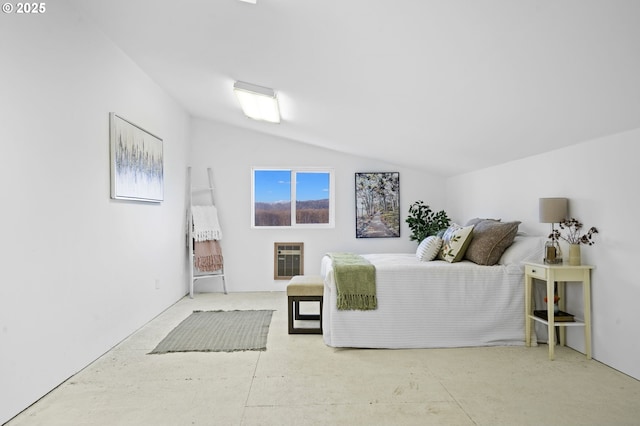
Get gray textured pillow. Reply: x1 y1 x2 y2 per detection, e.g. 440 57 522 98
465 217 501 227
465 220 521 266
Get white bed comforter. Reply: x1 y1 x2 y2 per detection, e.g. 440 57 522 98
321 253 530 349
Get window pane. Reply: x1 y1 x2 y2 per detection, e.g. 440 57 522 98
254 170 291 226
295 172 330 224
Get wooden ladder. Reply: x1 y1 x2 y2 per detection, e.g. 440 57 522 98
187 166 227 297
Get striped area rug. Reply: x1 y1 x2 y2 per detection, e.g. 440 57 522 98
149 310 274 354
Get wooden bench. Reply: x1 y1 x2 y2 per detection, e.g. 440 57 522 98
287 275 323 334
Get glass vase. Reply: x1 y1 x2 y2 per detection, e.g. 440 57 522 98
544 240 562 264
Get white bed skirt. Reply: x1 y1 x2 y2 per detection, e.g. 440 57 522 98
321 253 535 349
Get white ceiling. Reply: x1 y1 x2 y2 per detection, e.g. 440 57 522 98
71 0 640 176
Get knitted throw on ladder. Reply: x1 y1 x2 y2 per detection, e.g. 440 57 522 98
192 205 223 242
194 240 224 272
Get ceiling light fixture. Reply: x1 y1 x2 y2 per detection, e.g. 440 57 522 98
233 81 281 124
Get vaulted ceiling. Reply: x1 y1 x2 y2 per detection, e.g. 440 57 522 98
71 0 640 176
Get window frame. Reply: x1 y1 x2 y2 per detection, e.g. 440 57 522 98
251 167 335 229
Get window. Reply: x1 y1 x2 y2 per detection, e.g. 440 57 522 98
252 168 334 228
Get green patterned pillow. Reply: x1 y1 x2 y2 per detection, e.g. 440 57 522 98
438 224 475 263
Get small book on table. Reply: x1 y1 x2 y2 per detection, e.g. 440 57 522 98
533 310 574 322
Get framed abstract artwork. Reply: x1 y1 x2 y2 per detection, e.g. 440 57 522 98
110 112 164 202
355 172 400 238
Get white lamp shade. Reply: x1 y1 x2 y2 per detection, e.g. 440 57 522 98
233 81 281 124
539 198 568 223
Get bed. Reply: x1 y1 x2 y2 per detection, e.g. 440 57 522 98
320 235 545 349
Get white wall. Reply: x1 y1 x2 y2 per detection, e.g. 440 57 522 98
4 4 635 422
446 129 640 380
0 4 191 423
189 118 446 292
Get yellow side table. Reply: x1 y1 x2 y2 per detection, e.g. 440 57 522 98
524 261 594 360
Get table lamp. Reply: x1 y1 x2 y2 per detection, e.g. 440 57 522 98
539 197 568 264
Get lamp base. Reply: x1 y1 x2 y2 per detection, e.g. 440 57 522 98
544 240 563 264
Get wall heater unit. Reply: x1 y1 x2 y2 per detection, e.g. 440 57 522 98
274 242 304 279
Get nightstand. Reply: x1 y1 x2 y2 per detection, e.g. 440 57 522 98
524 261 594 360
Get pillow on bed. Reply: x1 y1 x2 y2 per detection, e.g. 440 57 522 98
499 235 545 265
416 236 443 261
464 220 521 266
438 224 474 263
465 217 501 227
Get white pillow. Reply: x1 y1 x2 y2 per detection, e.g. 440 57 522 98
499 236 545 265
416 236 443 261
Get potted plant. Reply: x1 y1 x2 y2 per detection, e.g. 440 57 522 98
406 200 451 243
550 218 598 265
544 295 561 313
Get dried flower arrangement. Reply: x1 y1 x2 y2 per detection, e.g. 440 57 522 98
550 218 598 245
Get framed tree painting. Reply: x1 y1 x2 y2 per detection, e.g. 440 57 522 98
110 112 164 202
355 172 400 238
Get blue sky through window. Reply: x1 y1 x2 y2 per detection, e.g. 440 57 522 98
254 170 290 203
296 172 329 201
254 170 329 203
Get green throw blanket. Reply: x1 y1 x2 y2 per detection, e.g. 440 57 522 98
326 252 377 310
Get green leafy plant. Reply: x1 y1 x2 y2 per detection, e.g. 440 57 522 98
406 200 451 243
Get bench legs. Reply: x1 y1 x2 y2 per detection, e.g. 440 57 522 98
288 295 323 334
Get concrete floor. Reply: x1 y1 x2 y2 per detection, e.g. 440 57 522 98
7 292 640 426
